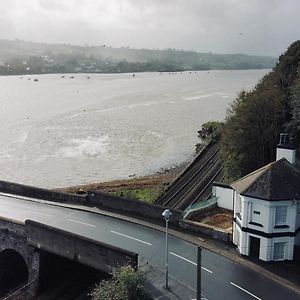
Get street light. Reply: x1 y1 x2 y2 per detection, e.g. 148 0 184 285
162 209 172 289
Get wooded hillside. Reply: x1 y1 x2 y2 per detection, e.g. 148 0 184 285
221 40 300 182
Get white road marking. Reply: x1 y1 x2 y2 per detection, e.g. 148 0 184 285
230 282 262 300
110 230 152 246
66 218 96 227
31 211 52 217
170 252 213 273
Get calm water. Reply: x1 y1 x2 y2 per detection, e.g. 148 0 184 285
0 70 268 188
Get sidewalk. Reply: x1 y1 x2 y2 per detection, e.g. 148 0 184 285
143 264 208 300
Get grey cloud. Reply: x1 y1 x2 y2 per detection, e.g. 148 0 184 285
0 0 299 56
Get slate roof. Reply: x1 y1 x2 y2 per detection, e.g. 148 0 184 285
231 158 300 201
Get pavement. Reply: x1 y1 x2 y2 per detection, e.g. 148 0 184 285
3 195 300 300
144 264 199 300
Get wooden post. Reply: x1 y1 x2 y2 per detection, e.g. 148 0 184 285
197 247 202 300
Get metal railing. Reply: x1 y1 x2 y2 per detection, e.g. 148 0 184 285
183 196 218 219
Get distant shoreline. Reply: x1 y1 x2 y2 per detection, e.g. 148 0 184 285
0 39 276 76
0 68 272 77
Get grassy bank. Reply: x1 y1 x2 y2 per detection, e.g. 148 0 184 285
56 173 175 203
57 162 190 203
111 186 163 203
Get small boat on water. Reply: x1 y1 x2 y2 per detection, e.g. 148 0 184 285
34 78 38 82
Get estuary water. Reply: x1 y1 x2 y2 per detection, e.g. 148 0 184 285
0 70 269 188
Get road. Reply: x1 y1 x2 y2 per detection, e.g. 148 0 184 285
0 194 299 300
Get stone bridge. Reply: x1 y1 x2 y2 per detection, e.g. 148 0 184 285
0 218 137 299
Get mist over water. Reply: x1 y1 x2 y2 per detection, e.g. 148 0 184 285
0 70 269 188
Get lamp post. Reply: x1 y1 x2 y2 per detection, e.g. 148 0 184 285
162 209 172 289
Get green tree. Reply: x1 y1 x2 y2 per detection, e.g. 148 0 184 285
221 40 300 182
221 73 285 182
289 79 300 132
91 265 152 300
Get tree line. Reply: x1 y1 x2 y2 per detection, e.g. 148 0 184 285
219 40 300 182
0 39 276 75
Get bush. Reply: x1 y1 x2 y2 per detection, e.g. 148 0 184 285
91 265 152 300
196 121 223 153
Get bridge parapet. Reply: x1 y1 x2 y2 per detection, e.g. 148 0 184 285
25 220 138 273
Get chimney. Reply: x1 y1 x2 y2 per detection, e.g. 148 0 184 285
276 133 296 164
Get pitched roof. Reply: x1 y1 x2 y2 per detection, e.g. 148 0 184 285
231 158 300 201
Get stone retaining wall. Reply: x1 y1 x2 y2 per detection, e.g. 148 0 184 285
179 219 232 243
87 190 182 225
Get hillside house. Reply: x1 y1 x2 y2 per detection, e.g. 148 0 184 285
213 134 300 261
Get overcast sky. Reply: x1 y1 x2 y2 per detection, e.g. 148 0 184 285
0 0 299 57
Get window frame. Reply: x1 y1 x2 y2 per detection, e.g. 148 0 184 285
273 242 285 260
274 206 288 226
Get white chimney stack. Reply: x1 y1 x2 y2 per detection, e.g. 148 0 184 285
276 133 296 164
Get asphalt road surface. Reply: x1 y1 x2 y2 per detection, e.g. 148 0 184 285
0 194 299 300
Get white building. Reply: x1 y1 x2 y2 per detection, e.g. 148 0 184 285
213 135 300 261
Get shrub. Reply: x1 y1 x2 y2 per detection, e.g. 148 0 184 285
91 265 152 300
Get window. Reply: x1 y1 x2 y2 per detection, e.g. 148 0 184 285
273 242 285 260
250 202 262 226
275 206 287 226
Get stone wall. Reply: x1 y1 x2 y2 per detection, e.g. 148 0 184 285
0 180 182 226
179 219 232 243
87 191 182 225
0 219 39 299
0 180 85 204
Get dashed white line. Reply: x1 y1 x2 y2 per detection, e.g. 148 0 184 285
170 252 213 274
66 218 96 227
31 211 52 217
230 282 262 300
110 230 152 246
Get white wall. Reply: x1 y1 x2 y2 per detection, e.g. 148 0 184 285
276 148 296 164
243 197 298 233
270 200 297 233
233 196 298 261
235 232 294 261
214 185 234 210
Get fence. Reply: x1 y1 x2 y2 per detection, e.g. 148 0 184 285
183 196 217 219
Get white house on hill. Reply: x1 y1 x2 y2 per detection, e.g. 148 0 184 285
213 134 300 261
